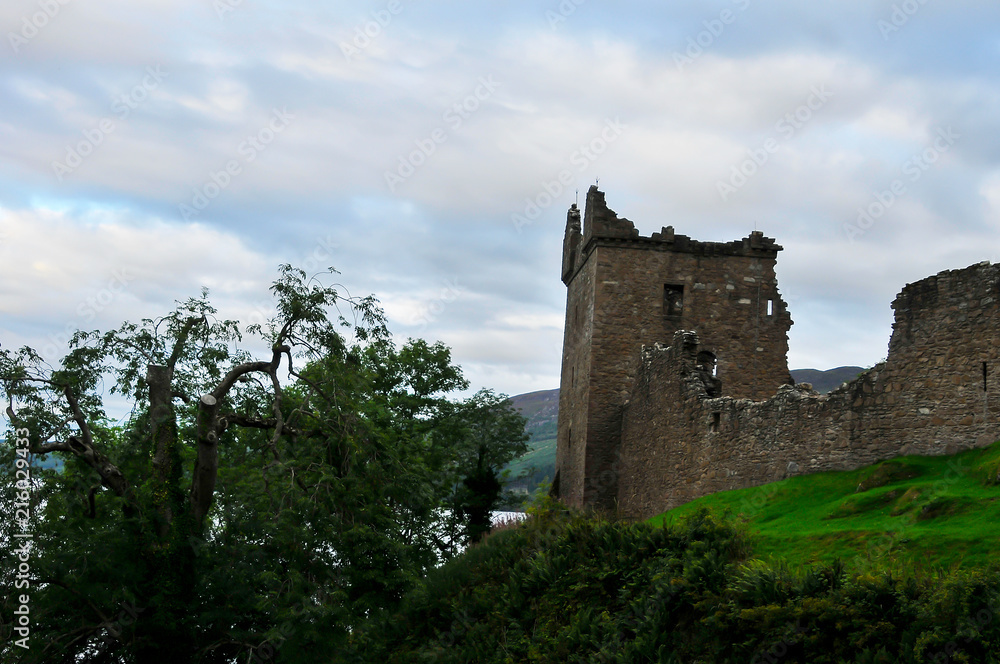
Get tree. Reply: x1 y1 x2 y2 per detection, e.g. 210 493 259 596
0 265 530 663
443 389 530 543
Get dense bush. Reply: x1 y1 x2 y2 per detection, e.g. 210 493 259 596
340 505 1000 663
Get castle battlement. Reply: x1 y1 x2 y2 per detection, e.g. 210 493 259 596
563 187 781 285
555 191 1000 518
555 188 792 510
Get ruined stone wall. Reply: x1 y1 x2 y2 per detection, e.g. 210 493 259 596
555 203 595 507
555 187 793 510
618 262 1000 519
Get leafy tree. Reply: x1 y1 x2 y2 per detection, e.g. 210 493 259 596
443 389 530 543
0 265 529 663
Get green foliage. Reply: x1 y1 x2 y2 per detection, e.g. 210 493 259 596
343 508 1000 663
0 265 531 663
443 389 530 541
342 507 753 663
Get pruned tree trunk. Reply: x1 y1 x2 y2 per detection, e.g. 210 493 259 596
147 364 179 537
191 392 221 528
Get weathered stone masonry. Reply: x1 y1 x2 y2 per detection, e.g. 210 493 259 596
555 187 793 511
554 189 1000 519
617 262 1000 519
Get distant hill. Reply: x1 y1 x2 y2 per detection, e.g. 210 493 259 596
504 367 868 500
507 388 559 433
504 389 558 497
790 366 866 394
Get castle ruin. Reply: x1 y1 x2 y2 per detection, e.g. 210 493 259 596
554 187 1000 519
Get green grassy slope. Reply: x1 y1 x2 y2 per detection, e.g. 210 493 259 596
505 435 555 478
652 440 1000 570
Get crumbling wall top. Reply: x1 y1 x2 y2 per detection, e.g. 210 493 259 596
583 185 639 241
581 186 782 259
890 261 1000 354
561 202 583 284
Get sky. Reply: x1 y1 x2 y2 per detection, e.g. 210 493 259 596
2 0 1000 410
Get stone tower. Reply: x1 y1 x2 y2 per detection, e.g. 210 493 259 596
554 186 794 511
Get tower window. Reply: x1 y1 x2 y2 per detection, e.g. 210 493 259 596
697 351 717 376
664 284 684 319
767 299 774 316
710 412 721 432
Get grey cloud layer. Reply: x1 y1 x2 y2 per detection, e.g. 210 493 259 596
2 0 1000 400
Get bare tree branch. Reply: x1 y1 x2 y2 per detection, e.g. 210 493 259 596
222 414 277 429
218 413 301 436
32 439 75 454
190 344 289 526
6 389 137 515
210 357 277 403
266 366 283 462
63 384 95 451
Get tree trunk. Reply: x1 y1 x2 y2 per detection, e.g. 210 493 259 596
135 365 197 662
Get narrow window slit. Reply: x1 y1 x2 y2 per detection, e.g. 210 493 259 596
664 284 684 319
710 412 721 433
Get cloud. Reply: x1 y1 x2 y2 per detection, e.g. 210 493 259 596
0 207 271 349
3 1 1000 404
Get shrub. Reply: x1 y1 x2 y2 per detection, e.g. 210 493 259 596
339 509 1000 663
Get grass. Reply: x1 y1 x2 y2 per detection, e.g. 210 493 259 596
504 435 556 480
650 439 1000 571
